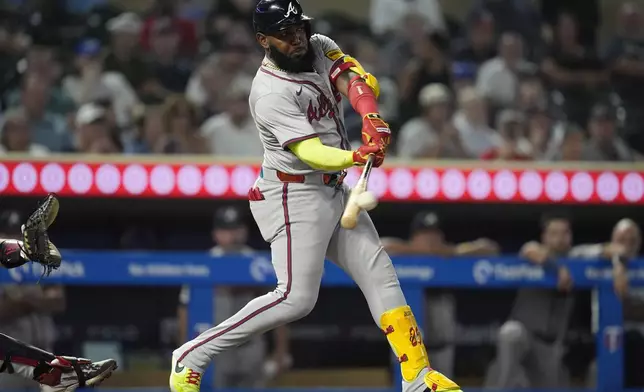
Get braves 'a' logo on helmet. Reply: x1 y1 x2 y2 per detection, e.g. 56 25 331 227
284 2 298 18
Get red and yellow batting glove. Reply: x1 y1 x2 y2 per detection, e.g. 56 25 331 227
352 144 385 167
361 113 391 150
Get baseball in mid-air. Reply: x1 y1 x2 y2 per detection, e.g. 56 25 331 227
357 191 378 211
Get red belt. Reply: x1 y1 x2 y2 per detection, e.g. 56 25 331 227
274 170 346 187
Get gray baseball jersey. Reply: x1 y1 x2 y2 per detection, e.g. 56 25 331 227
249 34 351 175
174 34 431 392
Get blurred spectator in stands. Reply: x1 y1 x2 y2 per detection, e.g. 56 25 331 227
81 1 126 44
13 74 71 152
485 212 577 388
0 209 65 392
93 98 119 132
186 41 253 117
174 0 212 22
526 106 555 160
200 77 261 157
155 95 207 154
397 83 466 159
476 32 536 109
604 2 644 153
398 33 451 123
541 0 600 48
581 103 639 161
571 218 639 298
517 74 547 112
4 43 75 116
0 10 30 96
450 61 478 93
574 219 641 387
62 38 139 128
382 211 500 377
177 205 291 388
482 109 532 160
204 0 256 46
383 210 500 257
541 13 608 127
145 18 193 95
370 0 446 37
141 0 198 56
546 122 585 161
380 13 428 78
453 11 497 68
70 102 120 153
0 109 49 156
453 86 501 159
611 220 643 388
468 0 541 56
104 13 149 93
122 103 165 154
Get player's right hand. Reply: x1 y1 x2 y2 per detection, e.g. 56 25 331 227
353 144 385 167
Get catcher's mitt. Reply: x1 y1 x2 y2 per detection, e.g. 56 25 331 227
21 193 62 277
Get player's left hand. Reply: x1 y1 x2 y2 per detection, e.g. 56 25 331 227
353 144 385 167
361 113 391 149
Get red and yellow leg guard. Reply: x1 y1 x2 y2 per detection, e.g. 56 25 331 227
380 306 430 382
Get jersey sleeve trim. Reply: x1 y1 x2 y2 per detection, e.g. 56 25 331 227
281 133 319 149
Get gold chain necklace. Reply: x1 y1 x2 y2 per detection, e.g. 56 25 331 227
262 59 286 72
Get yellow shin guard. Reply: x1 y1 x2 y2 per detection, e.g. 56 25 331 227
380 306 430 382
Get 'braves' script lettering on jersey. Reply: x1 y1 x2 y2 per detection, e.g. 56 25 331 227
285 2 298 18
306 94 334 123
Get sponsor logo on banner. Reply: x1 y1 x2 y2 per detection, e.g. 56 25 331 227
603 325 623 353
394 265 434 281
473 259 544 285
586 266 644 283
250 257 275 282
8 260 85 282
584 267 616 281
127 263 210 277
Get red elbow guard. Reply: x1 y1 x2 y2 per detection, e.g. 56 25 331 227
348 75 379 117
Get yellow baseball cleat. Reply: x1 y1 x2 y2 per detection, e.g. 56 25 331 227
423 369 463 392
169 359 202 392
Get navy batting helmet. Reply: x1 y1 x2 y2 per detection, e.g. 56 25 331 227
253 0 313 34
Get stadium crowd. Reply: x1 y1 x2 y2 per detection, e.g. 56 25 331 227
0 0 644 390
0 0 642 161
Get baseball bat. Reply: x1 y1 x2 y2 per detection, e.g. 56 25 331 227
340 155 375 230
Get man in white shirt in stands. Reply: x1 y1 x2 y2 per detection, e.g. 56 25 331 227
200 77 264 157
452 87 502 158
397 83 465 159
476 32 536 108
369 0 446 36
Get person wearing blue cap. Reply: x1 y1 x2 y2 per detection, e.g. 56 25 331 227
62 38 139 128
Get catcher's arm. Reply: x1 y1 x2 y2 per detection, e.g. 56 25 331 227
0 194 62 277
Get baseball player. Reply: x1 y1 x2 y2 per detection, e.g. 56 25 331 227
0 194 117 391
170 1 461 392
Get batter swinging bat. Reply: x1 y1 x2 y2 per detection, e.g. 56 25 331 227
341 155 375 230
